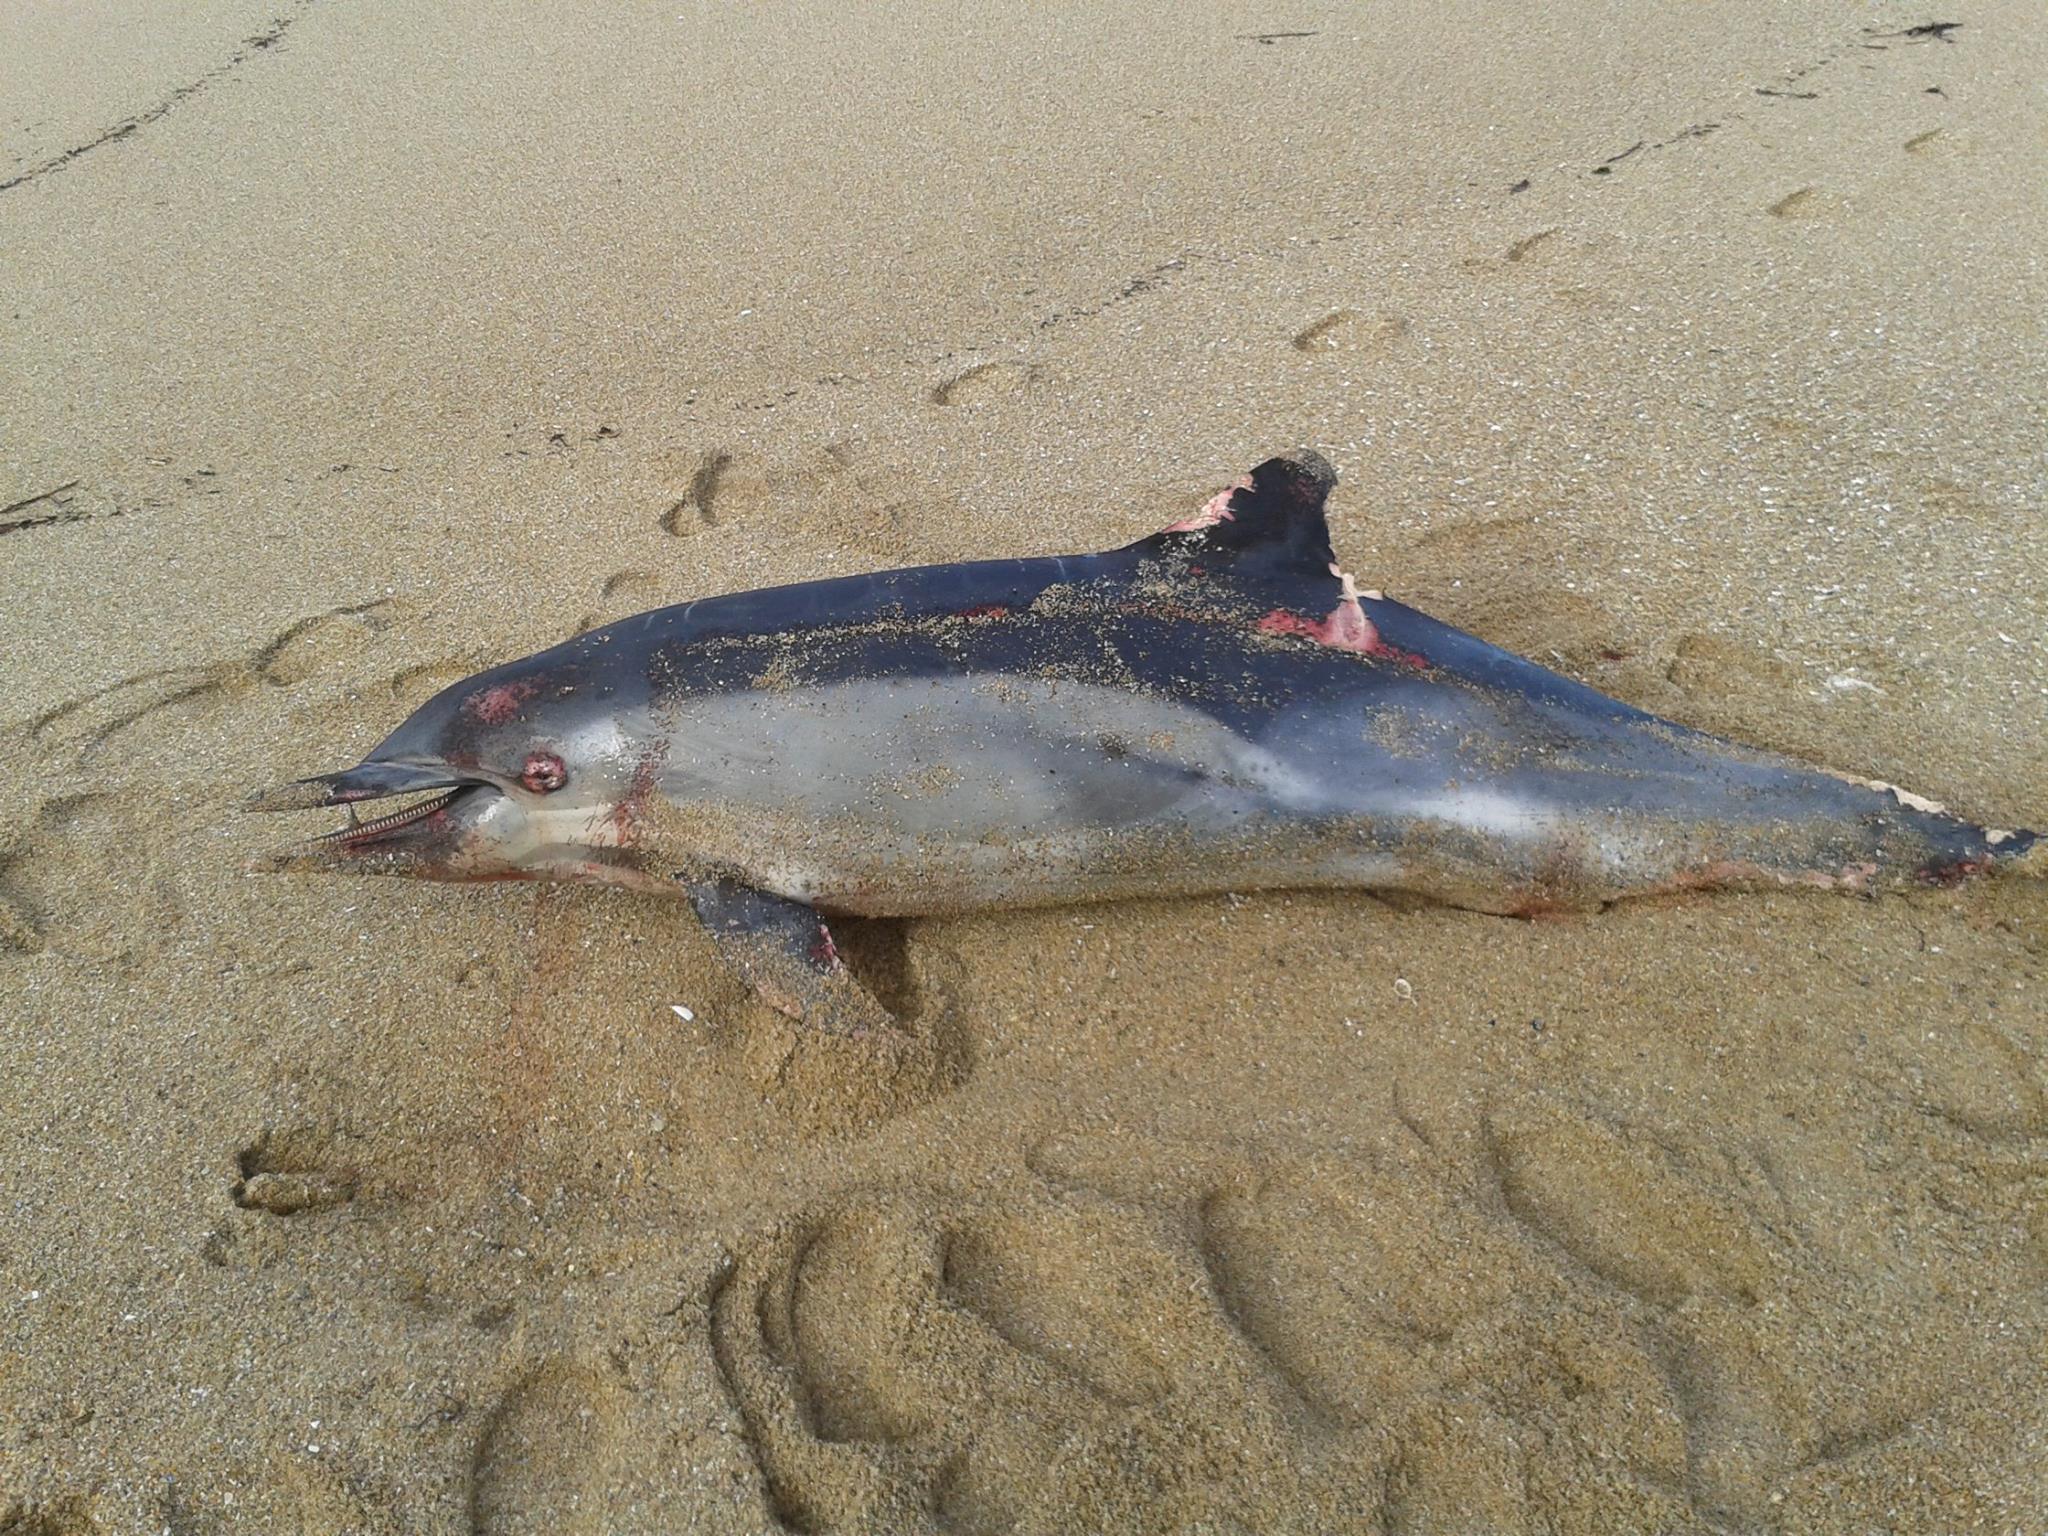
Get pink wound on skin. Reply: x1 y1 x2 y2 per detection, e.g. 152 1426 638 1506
465 681 538 724
809 925 842 971
1162 476 1250 533
1259 605 1377 650
1258 573 1429 667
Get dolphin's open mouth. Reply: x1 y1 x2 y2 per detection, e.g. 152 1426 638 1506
245 761 502 867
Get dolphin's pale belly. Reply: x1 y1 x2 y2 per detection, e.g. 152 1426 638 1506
644 675 1597 916
629 670 1977 917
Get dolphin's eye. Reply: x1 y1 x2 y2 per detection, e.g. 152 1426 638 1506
520 752 568 794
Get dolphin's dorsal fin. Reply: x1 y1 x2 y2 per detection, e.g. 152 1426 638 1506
1130 450 1340 585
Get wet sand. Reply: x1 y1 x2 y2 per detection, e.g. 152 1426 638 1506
3 3 2045 1531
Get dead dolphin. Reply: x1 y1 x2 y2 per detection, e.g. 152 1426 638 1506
248 451 2035 1033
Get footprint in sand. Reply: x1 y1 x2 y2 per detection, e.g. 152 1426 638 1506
468 1360 631 1536
707 1141 1734 1534
253 601 398 687
569 569 665 637
1483 1100 1822 1515
0 1496 99 1536
1765 186 1851 221
1197 1159 1521 1424
1290 308 1409 354
1031 1124 1711 1518
708 1194 948 1532
231 1125 361 1217
929 361 1038 407
707 1181 1352 1535
0 793 180 960
704 1110 2004 1532
938 1201 1191 1407
1891 1020 2048 1141
1486 1100 1775 1309
659 449 732 535
1456 229 1563 275
652 444 956 565
1384 1401 1535 1535
26 666 228 763
23 599 407 765
1409 516 1635 680
777 1204 938 1446
797 443 961 559
1005 1109 2021 1529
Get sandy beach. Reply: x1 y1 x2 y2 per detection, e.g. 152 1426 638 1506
4 2 2046 1530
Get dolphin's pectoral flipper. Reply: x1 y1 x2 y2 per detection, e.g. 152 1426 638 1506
681 876 896 1037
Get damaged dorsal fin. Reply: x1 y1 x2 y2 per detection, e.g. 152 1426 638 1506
1130 450 1340 583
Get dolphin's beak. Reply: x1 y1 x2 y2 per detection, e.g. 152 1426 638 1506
243 760 473 812
243 759 503 876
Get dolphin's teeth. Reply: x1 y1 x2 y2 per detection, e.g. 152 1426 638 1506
313 787 461 845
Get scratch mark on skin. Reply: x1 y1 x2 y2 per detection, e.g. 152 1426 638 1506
0 6 313 196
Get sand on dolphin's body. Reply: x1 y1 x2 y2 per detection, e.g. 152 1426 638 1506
2 2 2044 1531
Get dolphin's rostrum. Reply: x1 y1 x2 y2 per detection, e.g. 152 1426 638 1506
248 452 2036 1034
